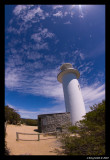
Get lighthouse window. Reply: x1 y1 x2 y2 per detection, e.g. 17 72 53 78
78 85 80 90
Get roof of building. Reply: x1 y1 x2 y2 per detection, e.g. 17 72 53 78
38 112 70 117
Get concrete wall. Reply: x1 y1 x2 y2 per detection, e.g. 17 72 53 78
38 112 71 133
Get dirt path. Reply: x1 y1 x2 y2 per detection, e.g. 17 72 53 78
5 124 64 155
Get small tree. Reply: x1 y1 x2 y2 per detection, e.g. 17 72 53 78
5 105 21 125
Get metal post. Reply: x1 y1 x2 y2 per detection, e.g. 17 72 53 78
16 132 19 141
38 134 40 141
56 132 57 138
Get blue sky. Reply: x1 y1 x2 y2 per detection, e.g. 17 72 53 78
5 5 105 119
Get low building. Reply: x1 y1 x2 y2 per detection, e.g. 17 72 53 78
38 112 71 133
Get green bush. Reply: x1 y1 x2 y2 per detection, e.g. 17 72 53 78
5 105 21 125
21 118 38 126
60 100 105 155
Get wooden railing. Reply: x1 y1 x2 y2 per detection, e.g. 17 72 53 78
16 131 59 141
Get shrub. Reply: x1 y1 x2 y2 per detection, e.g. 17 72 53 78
21 118 38 126
59 100 105 155
5 105 21 125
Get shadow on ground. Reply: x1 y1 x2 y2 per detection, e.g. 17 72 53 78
33 129 39 132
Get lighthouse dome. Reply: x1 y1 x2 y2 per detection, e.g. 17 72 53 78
57 63 80 83
60 63 73 71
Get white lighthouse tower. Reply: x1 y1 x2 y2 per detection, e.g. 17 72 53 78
57 63 86 125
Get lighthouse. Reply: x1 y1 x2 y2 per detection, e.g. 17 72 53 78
57 63 86 125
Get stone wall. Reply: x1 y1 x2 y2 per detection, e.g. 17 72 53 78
38 112 71 133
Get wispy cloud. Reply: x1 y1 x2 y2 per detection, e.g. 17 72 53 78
7 26 21 34
34 42 48 50
8 5 87 36
31 27 55 42
78 61 94 76
5 61 105 109
31 34 42 43
13 5 49 23
5 5 105 119
17 103 65 119
82 83 105 112
52 5 63 10
7 80 105 119
29 27 56 52
53 11 63 17
27 51 43 60
5 64 63 102
79 53 85 60
5 67 22 89
7 22 32 35
6 5 50 36
13 5 32 15
17 109 40 119
44 55 58 63
23 6 44 22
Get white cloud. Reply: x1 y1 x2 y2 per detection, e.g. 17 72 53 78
17 109 39 119
7 54 23 66
7 23 32 34
30 27 55 51
16 103 65 119
5 54 105 118
31 34 42 42
5 61 105 110
73 50 85 61
5 68 21 89
7 81 105 119
38 27 55 38
25 61 43 70
23 6 44 22
18 109 39 114
27 52 43 60
52 6 75 18
25 42 48 50
13 5 48 24
13 5 28 15
44 55 57 63
53 11 63 17
53 5 63 10
82 83 105 111
35 42 48 50
7 104 16 109
31 28 54 42
78 61 94 76
7 26 21 34
5 5 105 119
5 65 63 102
21 27 56 56
79 53 85 60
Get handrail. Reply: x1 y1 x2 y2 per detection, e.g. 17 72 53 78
16 131 59 141
16 132 39 135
